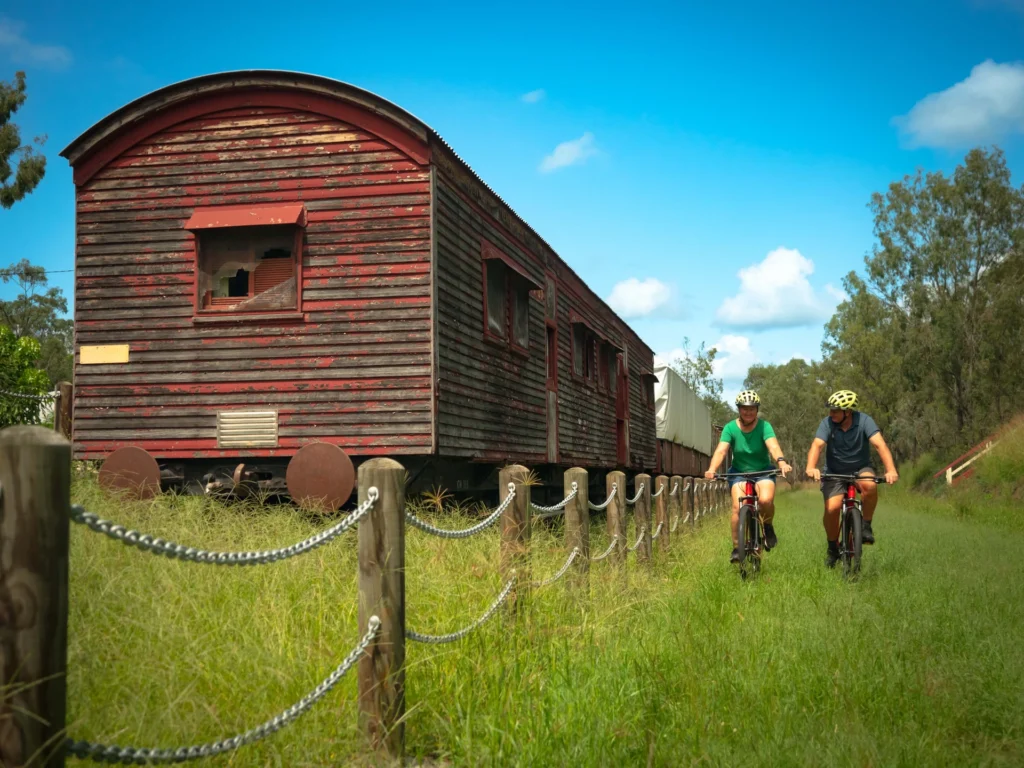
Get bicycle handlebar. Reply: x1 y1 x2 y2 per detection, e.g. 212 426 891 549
818 473 888 484
713 469 781 479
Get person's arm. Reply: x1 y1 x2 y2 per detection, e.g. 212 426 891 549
705 440 731 479
869 432 899 484
806 437 826 481
764 436 792 477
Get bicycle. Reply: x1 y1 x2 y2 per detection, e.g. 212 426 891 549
819 473 888 577
715 469 779 579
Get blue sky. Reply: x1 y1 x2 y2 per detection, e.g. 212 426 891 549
3 0 1024 400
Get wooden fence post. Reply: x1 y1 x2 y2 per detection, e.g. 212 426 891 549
54 382 73 442
694 479 703 525
634 473 652 563
654 475 669 554
606 470 627 566
0 425 71 768
564 468 589 585
681 478 693 531
357 458 406 758
669 474 683 543
499 465 531 610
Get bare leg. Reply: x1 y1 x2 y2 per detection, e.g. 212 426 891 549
823 494 843 540
756 479 776 524
730 483 745 547
856 472 878 522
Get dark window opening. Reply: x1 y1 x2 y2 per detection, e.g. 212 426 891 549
483 249 535 353
197 225 298 312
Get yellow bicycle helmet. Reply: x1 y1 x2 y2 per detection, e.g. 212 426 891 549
827 390 858 410
735 390 761 407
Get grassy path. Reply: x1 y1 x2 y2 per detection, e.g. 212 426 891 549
65 484 1024 766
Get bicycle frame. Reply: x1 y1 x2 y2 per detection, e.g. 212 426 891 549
715 470 778 577
820 473 887 576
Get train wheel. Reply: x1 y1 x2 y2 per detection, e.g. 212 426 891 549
285 442 355 512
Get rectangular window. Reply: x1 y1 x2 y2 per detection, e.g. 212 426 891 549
186 203 306 315
573 323 586 376
511 287 530 350
197 226 298 312
572 320 601 383
481 239 539 354
485 260 508 339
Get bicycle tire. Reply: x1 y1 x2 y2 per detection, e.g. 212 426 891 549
842 505 863 577
738 504 755 577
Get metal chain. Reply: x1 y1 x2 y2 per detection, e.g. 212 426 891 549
66 617 381 764
534 547 580 588
588 483 617 511
70 490 378 565
531 483 578 518
406 484 515 538
651 485 664 499
0 387 59 402
406 576 516 644
591 535 619 561
651 522 664 540
628 526 646 552
626 483 645 505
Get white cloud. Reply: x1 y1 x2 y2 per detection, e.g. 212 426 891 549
715 247 841 330
711 335 759 382
540 132 597 172
893 60 1024 148
606 277 673 318
0 17 71 69
521 89 546 104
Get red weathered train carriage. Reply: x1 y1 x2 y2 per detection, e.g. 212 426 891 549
60 70 658 505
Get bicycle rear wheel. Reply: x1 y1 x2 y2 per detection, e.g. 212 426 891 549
842 504 863 577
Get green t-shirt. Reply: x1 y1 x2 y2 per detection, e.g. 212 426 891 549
720 418 776 473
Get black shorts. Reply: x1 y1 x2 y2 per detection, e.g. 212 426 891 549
821 467 875 500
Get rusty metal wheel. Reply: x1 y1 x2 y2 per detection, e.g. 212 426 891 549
98 446 161 500
285 442 355 511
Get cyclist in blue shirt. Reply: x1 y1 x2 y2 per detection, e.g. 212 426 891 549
805 390 899 568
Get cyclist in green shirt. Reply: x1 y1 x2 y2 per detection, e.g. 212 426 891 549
705 390 792 563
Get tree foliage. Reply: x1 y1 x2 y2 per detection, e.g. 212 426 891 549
0 259 73 385
0 325 50 427
1 71 46 209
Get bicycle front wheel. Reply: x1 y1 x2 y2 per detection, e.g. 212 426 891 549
842 505 863 577
738 504 756 576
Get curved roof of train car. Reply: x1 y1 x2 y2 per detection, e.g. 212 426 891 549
60 69 655 366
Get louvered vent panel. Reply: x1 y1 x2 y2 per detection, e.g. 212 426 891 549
216 410 279 448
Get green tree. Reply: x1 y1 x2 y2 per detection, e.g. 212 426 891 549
0 259 73 385
864 147 1024 441
670 337 735 426
1 71 46 208
0 325 50 427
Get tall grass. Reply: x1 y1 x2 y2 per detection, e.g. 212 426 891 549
66 478 1024 766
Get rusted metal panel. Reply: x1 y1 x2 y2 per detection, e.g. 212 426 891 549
185 202 306 230
70 96 433 463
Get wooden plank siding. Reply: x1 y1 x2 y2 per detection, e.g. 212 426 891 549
432 154 657 472
72 104 434 461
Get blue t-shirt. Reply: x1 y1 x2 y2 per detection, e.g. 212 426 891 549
815 412 880 474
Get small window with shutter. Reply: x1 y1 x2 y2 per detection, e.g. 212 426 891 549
185 204 305 315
